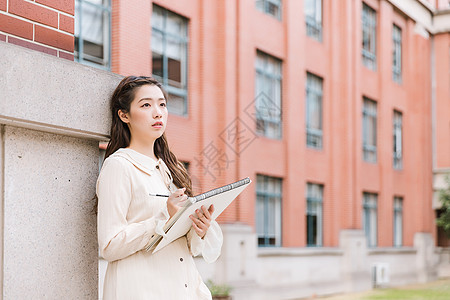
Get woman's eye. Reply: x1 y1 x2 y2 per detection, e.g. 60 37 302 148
142 103 150 107
160 103 166 107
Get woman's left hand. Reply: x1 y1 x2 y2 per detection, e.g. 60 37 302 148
190 205 215 239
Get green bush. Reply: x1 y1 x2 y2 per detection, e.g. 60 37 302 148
437 175 450 238
206 279 232 296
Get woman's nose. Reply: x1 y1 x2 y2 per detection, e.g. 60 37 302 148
153 106 163 118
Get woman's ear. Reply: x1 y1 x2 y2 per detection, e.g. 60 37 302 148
118 109 130 124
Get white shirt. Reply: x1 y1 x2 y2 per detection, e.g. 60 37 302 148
97 148 223 300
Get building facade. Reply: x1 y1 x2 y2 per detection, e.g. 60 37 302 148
1 0 450 299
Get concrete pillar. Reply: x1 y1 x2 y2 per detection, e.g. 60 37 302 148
0 42 121 298
339 229 371 292
216 224 259 300
437 247 450 278
1 126 98 298
414 232 438 283
217 224 258 285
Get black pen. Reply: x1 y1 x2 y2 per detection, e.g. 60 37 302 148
149 193 170 197
149 193 195 204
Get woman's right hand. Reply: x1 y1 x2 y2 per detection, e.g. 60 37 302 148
167 188 188 218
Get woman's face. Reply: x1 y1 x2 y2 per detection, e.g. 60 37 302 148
119 84 168 143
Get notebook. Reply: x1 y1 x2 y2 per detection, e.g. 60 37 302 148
145 177 251 253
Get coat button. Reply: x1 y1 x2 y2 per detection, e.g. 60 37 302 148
180 257 183 262
185 284 188 288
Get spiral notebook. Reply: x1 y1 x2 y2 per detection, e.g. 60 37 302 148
145 177 251 253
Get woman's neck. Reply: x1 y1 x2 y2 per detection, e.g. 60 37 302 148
128 139 157 161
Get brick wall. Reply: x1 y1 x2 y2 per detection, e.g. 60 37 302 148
0 0 74 60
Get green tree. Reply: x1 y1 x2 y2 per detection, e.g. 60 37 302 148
436 175 450 238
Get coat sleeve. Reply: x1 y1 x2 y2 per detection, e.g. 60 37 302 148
97 158 170 262
186 220 223 263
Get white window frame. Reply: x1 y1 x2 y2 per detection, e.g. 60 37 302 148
362 3 377 70
255 51 283 139
392 24 402 83
393 110 403 169
363 97 377 163
151 5 189 116
306 183 324 247
363 192 378 247
256 0 282 20
305 0 322 41
393 196 403 247
74 0 111 70
256 175 282 247
306 72 324 149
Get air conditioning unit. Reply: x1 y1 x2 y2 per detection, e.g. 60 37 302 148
372 263 390 288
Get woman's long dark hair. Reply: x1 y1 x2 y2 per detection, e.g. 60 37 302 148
94 76 192 213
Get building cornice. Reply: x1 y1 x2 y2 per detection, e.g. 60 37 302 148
0 42 120 141
433 10 450 34
386 0 450 34
417 0 436 13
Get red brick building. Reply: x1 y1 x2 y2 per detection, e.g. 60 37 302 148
1 0 449 298
0 0 74 59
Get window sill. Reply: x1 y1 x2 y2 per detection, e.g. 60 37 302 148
435 247 450 254
258 247 343 257
306 146 324 152
367 247 416 255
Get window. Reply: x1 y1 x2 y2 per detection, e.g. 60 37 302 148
393 196 403 247
362 3 377 70
363 97 377 163
392 24 402 83
256 0 282 20
304 0 322 41
306 73 323 149
152 5 188 116
393 110 403 169
75 0 111 69
306 183 323 246
363 192 377 247
256 175 282 247
255 51 282 139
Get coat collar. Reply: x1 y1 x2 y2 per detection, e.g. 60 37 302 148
110 148 173 186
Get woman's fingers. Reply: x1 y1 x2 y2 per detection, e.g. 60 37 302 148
174 188 186 198
173 187 186 198
190 205 215 238
193 224 205 238
190 215 206 238
198 205 214 220
167 188 188 208
201 205 211 219
168 188 185 202
191 210 209 224
167 188 186 218
176 194 188 205
208 204 215 215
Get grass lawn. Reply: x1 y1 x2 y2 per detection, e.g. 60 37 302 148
316 278 450 300
363 279 450 300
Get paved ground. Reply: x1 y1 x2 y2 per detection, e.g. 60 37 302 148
303 278 450 300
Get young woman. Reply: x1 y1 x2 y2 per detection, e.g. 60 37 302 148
97 76 223 299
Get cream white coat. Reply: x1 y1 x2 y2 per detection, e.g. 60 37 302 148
97 148 223 299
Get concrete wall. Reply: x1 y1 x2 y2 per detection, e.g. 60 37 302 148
0 41 120 299
193 225 440 300
437 247 450 278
